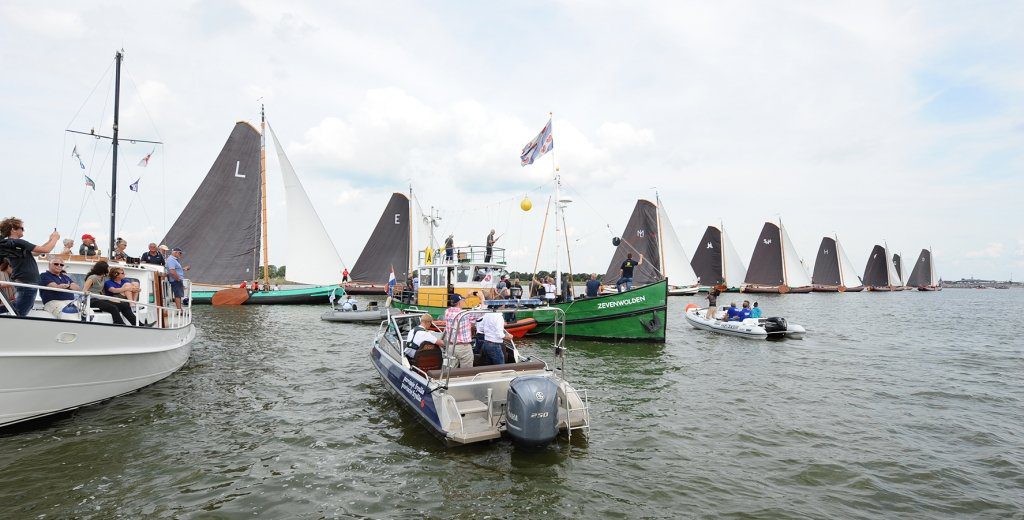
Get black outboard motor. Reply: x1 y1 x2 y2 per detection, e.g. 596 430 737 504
506 376 559 447
763 317 788 334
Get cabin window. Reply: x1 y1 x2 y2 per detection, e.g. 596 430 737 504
420 269 433 287
456 266 469 283
435 268 447 287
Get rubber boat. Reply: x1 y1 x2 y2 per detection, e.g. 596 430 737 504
683 303 805 340
321 306 388 323
371 309 590 446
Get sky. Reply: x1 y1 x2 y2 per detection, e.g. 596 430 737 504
1 1 1021 281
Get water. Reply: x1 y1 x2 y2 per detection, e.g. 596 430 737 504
2 290 1022 518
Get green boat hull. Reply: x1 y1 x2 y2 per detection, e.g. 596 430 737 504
190 285 337 305
392 279 667 342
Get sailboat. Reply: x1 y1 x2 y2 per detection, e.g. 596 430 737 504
343 193 411 295
1 50 195 428
600 198 699 296
811 235 864 292
906 248 941 291
163 107 344 305
862 243 903 291
742 220 813 293
689 224 747 292
892 253 906 289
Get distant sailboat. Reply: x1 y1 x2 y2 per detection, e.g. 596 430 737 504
892 253 907 289
601 198 698 295
742 220 813 293
163 108 344 304
344 192 411 295
811 235 864 292
906 248 941 291
862 243 903 291
690 224 747 292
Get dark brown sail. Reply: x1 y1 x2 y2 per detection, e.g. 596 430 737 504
906 249 932 287
744 222 784 286
812 236 842 288
862 245 889 287
601 200 661 285
892 254 903 283
161 122 261 284
349 193 411 285
690 226 724 286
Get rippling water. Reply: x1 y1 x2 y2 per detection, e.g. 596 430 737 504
2 289 1022 518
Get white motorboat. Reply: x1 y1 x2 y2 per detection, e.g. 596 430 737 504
683 303 805 340
370 308 590 446
1 257 195 428
321 303 388 323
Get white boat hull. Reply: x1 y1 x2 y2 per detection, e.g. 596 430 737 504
0 316 196 428
321 308 388 323
683 307 805 340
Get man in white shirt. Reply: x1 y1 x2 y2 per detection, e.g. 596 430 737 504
404 314 444 358
478 312 512 365
342 295 358 311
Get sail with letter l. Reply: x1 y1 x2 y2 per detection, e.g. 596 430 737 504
268 123 344 285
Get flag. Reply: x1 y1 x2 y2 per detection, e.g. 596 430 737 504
387 266 397 296
84 175 96 190
129 178 139 192
520 118 554 166
138 148 155 167
72 146 85 170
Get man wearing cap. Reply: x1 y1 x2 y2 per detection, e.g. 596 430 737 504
79 234 99 256
165 247 186 309
443 294 474 368
141 243 165 266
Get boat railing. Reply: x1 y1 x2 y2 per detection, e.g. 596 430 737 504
417 245 506 266
0 279 192 329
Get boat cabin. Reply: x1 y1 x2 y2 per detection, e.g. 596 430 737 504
404 245 511 308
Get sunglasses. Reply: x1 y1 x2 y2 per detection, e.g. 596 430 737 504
14 226 24 231
52 263 65 267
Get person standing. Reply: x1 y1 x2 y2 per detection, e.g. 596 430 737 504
484 229 499 263
561 274 574 303
141 243 165 266
39 257 80 318
478 311 512 366
705 287 720 320
342 268 349 283
0 217 60 316
79 233 99 256
585 273 602 297
444 234 455 262
165 247 186 310
616 253 643 292
444 294 474 368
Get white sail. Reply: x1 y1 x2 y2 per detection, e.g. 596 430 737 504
657 203 698 287
930 249 939 286
883 244 901 287
836 237 861 288
722 226 748 289
780 222 812 288
268 124 344 285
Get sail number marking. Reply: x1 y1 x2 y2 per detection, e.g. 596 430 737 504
597 295 647 309
234 160 245 178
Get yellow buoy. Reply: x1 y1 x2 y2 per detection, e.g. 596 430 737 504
520 196 533 212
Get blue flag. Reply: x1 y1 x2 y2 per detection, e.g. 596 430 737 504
520 118 554 166
72 145 85 170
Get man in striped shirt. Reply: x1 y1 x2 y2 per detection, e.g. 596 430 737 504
444 294 474 368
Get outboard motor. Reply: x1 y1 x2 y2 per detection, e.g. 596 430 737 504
763 317 788 334
506 376 560 447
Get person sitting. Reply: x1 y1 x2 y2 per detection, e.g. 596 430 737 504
39 258 80 318
104 266 140 303
111 238 140 264
79 234 100 256
141 243 165 266
83 260 137 325
496 276 511 299
60 238 75 256
0 258 15 314
750 301 762 318
510 278 523 299
585 273 602 298
343 295 358 311
738 301 753 321
404 314 445 359
725 302 741 321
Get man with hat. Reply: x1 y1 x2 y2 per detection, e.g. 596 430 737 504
165 247 186 309
79 233 99 256
443 293 474 368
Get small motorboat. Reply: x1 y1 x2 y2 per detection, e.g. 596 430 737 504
683 303 805 340
370 308 590 446
321 299 388 323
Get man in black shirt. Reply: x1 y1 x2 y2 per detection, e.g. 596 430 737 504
615 253 643 292
0 217 61 316
141 242 165 266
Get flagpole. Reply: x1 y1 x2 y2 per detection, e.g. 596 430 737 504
108 49 122 257
260 104 270 288
550 113 561 299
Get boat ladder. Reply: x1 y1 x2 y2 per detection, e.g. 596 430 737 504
563 386 591 442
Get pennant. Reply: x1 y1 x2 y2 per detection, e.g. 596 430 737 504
138 148 155 167
72 145 85 170
387 266 397 296
129 178 140 192
520 118 554 166
84 175 96 190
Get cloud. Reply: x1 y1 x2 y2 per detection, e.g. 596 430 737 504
965 242 1004 258
0 5 86 39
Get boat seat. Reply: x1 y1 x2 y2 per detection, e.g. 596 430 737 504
426 360 546 380
412 344 443 371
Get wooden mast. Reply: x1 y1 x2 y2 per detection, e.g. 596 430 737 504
655 192 666 282
260 104 270 287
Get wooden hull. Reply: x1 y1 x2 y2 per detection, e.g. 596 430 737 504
195 285 337 305
343 283 389 295
742 285 813 294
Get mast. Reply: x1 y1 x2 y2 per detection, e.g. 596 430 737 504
719 220 727 286
260 104 269 287
779 217 788 287
108 50 123 257
408 184 414 275
554 170 562 297
835 233 844 287
655 192 666 282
